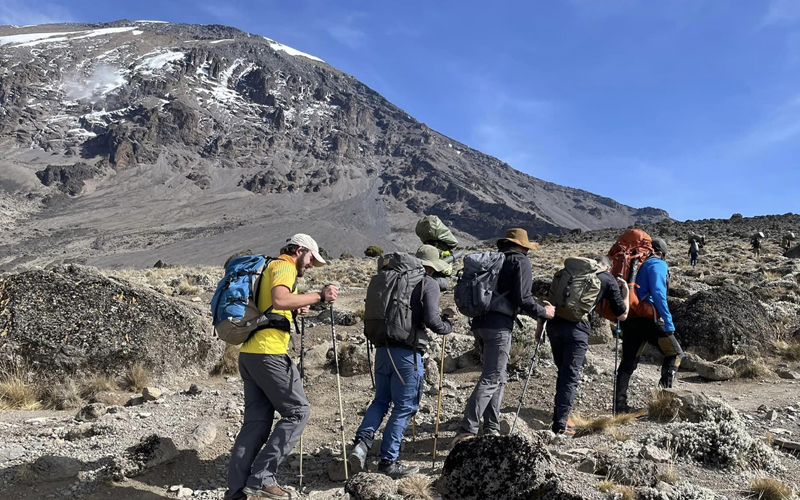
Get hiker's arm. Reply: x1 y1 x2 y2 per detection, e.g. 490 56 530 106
422 279 452 335
644 261 674 332
515 258 551 319
272 284 338 311
612 277 629 322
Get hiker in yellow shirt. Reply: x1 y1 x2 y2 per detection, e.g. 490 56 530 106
226 234 339 500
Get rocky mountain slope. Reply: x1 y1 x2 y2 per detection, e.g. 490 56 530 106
0 20 666 270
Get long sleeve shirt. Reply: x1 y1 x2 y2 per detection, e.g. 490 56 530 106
636 257 674 332
409 275 452 351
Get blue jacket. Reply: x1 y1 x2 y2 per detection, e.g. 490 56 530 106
636 257 674 332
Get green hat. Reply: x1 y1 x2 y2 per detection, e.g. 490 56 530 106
415 245 448 273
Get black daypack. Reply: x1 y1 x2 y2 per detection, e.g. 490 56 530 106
454 252 514 318
364 253 426 346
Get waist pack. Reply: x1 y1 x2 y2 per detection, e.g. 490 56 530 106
454 252 514 318
210 255 293 345
548 257 602 322
364 252 426 347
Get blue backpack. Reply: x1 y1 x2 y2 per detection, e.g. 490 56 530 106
210 255 294 345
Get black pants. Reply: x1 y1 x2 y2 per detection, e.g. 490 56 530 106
548 323 589 432
615 317 683 409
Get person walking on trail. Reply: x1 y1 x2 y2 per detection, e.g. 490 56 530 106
688 239 700 267
225 234 339 500
751 233 763 258
615 238 683 414
453 228 555 446
348 245 453 478
542 256 629 435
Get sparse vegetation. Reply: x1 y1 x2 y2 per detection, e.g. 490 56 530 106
212 344 241 376
121 362 151 392
647 389 681 422
364 245 384 257
773 340 800 361
597 480 634 500
658 464 678 485
82 374 119 397
570 412 643 437
0 364 41 410
397 474 434 500
39 379 83 410
747 477 794 500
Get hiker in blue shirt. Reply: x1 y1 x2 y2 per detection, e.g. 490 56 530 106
615 238 684 414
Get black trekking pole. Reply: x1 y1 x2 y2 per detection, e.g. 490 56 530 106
613 320 621 416
299 317 306 487
330 305 349 480
512 320 546 435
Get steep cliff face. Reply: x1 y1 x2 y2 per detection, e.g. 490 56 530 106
0 21 667 269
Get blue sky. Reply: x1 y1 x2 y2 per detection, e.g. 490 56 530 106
2 0 799 221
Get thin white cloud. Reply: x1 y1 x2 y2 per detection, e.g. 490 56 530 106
761 0 800 27
323 12 367 49
199 3 243 22
0 0 73 26
735 95 800 154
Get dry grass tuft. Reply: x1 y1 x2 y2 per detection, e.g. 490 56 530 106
647 389 681 422
571 412 643 437
0 364 41 410
773 340 800 362
747 477 794 500
607 427 630 442
508 344 528 368
597 480 634 500
735 358 772 379
121 362 151 392
397 474 434 500
177 278 201 296
211 344 241 376
657 464 678 485
82 374 118 396
39 379 83 410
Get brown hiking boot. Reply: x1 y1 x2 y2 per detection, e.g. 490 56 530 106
243 484 296 499
451 432 476 448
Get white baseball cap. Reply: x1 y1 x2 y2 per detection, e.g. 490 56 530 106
287 234 326 267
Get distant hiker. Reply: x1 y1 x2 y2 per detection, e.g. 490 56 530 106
782 232 796 253
751 233 763 258
349 245 453 478
688 239 700 267
225 234 339 500
615 238 684 413
543 256 629 434
452 228 555 445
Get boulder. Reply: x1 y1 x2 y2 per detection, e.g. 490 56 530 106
142 387 162 401
22 455 82 483
111 434 179 480
678 352 703 372
588 315 612 345
345 472 397 500
333 343 371 377
438 435 552 500
671 285 777 359
602 457 660 487
75 403 107 422
785 245 800 259
0 265 221 377
695 361 734 381
189 422 217 450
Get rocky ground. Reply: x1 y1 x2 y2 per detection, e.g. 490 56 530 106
1 215 800 499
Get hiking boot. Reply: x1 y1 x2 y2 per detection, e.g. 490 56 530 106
243 484 296 499
377 460 420 479
348 440 368 474
451 432 476 448
553 418 575 436
484 428 500 436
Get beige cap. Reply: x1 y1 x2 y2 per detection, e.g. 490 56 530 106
415 244 449 273
287 234 326 267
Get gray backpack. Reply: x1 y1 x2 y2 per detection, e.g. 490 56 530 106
364 253 426 346
454 252 514 318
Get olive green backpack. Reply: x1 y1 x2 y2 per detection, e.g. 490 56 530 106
547 257 602 323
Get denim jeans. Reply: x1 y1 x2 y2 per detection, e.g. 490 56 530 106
354 347 423 462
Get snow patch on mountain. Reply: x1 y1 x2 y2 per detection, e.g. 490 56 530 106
263 37 324 62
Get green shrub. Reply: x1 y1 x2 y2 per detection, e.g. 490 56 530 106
364 245 384 257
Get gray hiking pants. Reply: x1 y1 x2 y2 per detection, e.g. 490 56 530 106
225 353 310 499
459 327 511 435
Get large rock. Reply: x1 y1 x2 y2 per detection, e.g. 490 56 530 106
344 472 397 500
785 245 800 259
111 434 180 480
695 361 735 381
22 455 82 483
671 285 777 359
438 435 553 500
0 265 221 377
332 342 371 377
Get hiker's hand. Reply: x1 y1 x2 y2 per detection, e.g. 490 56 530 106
441 307 457 319
296 305 310 315
321 284 339 303
542 301 555 319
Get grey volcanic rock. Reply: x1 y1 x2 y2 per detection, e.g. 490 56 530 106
111 434 180 480
344 473 397 500
671 285 776 360
695 361 735 381
438 435 553 500
0 264 221 377
0 21 666 270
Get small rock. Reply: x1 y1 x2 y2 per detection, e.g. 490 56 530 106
191 297 201 302
344 472 397 499
25 417 52 425
26 456 82 483
142 387 163 401
577 457 599 474
137 412 153 418
0 446 26 463
75 403 107 422
177 487 194 498
190 423 218 450
327 457 348 482
187 384 203 395
639 445 672 463
766 409 779 421
776 370 800 380
125 396 145 407
169 485 183 492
